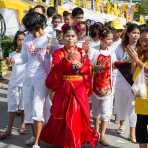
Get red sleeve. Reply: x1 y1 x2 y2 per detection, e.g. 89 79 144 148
52 49 64 65
46 49 64 91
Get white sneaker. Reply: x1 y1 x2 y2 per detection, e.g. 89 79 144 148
25 136 35 146
32 145 40 148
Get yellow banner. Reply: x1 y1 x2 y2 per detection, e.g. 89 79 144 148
122 3 128 13
107 1 112 15
134 4 140 12
95 0 100 12
83 0 88 8
139 15 145 24
49 0 54 7
60 0 64 5
75 0 81 7
113 3 119 16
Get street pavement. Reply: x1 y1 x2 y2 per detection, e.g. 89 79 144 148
0 74 138 148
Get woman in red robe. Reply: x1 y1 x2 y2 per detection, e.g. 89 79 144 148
41 25 99 148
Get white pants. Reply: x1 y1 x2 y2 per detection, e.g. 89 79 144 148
92 93 114 121
114 73 137 127
8 85 24 112
43 95 52 124
23 77 48 124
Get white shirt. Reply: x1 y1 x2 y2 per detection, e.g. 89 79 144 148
89 48 116 66
110 39 122 55
15 33 51 79
110 40 122 81
89 39 100 50
45 20 54 37
9 51 26 87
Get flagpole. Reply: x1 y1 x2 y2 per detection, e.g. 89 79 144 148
54 0 59 14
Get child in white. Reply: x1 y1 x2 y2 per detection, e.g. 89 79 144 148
0 31 26 140
91 28 115 146
8 51 26 113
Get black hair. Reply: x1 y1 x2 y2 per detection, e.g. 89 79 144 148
34 5 46 14
22 12 47 32
89 22 103 39
104 21 112 30
72 7 84 18
28 8 34 13
100 27 113 39
141 26 148 33
122 23 140 47
63 11 71 17
13 31 25 50
137 26 148 60
52 14 62 22
47 7 56 17
62 25 78 35
125 22 132 27
139 24 148 33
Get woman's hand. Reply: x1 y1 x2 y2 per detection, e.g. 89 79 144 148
126 45 139 63
67 49 81 62
72 60 82 68
82 39 89 53
127 45 148 78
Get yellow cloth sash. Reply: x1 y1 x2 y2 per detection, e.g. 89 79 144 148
63 75 83 81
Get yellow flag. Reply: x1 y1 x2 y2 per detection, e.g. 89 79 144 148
83 0 88 8
95 0 100 12
75 0 81 7
49 0 54 7
107 1 111 15
122 3 127 13
58 6 64 15
134 4 140 13
139 15 145 24
113 3 119 16
60 0 64 5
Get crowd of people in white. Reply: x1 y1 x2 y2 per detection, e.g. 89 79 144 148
0 5 148 148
